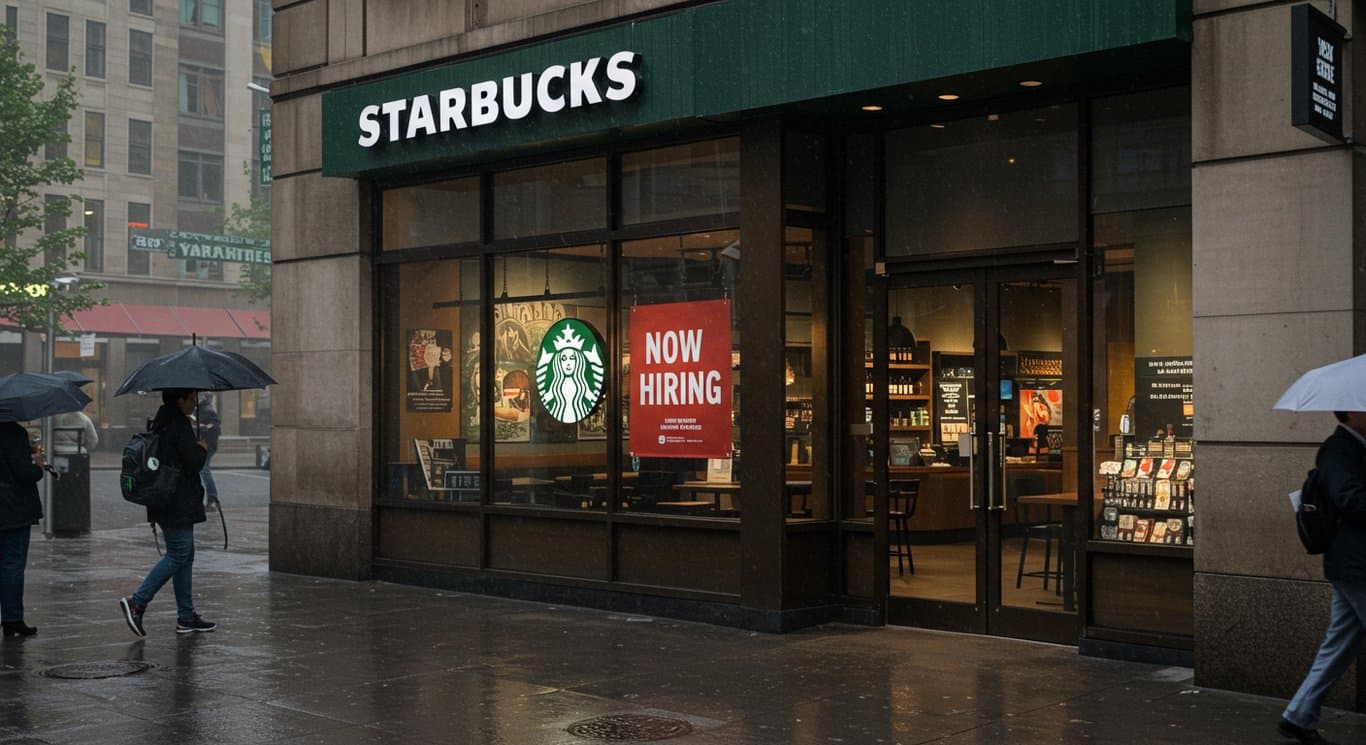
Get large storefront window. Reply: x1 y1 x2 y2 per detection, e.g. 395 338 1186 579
491 246 609 509
885 105 1077 257
619 230 741 517
379 139 744 519
381 258 482 502
1091 89 1193 546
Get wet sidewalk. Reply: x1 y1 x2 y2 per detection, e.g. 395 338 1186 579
4 512 1364 745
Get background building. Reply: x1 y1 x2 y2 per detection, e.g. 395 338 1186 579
4 0 272 448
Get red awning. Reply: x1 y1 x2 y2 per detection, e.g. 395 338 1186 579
67 305 139 335
229 310 271 340
123 305 187 337
172 306 245 339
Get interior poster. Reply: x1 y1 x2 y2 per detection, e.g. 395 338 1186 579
406 329 454 413
1134 356 1194 439
1019 386 1063 444
629 299 733 458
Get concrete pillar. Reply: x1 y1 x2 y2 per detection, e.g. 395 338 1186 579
268 74 375 578
1191 0 1363 709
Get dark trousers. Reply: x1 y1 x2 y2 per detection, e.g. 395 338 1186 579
0 525 32 624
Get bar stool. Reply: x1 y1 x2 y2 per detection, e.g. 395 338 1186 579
889 479 919 576
1012 475 1063 591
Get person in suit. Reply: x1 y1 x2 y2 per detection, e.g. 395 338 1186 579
1280 411 1366 745
0 421 46 637
118 389 214 637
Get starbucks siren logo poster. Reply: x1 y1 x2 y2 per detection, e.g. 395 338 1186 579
535 319 606 424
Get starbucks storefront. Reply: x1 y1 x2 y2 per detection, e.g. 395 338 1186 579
290 0 1197 654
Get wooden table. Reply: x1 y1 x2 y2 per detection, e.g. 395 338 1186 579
673 481 742 513
1016 492 1077 612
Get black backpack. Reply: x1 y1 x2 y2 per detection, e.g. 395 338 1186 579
1295 467 1340 554
120 426 181 508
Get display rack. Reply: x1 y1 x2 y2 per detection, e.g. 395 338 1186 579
1097 442 1195 546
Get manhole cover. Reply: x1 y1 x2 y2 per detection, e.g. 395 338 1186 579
566 714 694 741
40 661 154 679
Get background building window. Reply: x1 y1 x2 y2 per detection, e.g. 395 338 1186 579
126 202 150 275
130 0 153 16
43 195 66 266
128 119 152 175
84 112 104 169
83 199 103 273
254 0 272 43
46 13 68 71
5 6 17 37
179 0 221 30
178 64 224 119
84 20 105 78
128 30 152 86
45 121 67 162
178 150 222 203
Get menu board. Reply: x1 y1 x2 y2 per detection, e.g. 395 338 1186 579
936 354 973 445
1135 356 1194 440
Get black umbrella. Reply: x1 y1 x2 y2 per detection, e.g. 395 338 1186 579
115 342 275 552
114 344 276 395
0 372 94 422
52 370 95 385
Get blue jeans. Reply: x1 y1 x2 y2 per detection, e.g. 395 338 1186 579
1284 582 1366 729
201 451 218 502
132 526 196 621
0 526 31 624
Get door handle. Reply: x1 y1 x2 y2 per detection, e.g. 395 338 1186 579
988 429 1010 511
967 431 979 510
993 430 1008 512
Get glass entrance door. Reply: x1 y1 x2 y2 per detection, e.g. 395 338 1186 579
881 270 1080 643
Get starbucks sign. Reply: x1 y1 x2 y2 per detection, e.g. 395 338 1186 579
535 319 606 424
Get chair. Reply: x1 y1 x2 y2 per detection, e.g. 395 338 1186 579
1012 474 1063 591
888 479 919 576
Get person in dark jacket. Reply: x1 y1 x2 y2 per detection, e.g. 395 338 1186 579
197 394 221 509
118 389 215 637
0 421 45 638
1280 411 1366 745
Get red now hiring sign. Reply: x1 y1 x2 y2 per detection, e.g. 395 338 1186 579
629 299 733 458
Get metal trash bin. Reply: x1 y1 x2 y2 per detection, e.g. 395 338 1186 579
50 450 91 537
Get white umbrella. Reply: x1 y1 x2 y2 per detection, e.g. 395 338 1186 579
1274 353 1366 412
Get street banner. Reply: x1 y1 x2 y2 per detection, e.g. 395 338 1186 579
629 299 732 458
128 229 271 264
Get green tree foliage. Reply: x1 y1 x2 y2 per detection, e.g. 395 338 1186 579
0 28 103 332
219 164 271 304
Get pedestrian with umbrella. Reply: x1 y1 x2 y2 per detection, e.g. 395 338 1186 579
0 372 93 638
114 342 274 638
1275 353 1366 745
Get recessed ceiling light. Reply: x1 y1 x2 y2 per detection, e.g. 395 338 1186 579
1007 157 1017 165
1020 80 1044 88
83 209 94 215
930 123 946 129
861 105 883 112
937 93 960 101
987 114 999 122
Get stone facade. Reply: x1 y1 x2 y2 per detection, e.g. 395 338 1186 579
1190 0 1364 708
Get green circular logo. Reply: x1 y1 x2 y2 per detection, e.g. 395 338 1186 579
535 319 606 424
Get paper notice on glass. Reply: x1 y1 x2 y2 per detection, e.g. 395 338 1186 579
1289 489 1303 513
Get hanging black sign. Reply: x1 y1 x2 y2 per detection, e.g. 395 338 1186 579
1291 3 1346 143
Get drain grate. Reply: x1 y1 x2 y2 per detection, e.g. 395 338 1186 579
566 714 694 741
40 661 154 679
